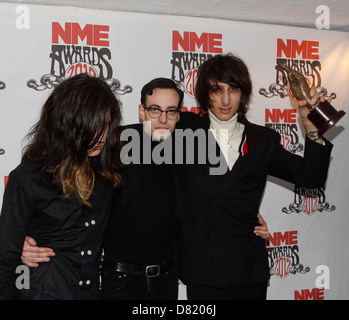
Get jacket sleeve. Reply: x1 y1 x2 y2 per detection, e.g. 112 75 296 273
269 133 333 188
0 169 34 300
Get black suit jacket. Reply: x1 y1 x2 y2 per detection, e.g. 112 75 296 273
175 112 333 288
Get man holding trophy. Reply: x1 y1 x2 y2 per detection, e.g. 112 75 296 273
174 53 341 300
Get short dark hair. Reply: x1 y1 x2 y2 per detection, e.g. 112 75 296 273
140 77 184 109
195 53 252 119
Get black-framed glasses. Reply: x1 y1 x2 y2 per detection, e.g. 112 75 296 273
142 105 180 120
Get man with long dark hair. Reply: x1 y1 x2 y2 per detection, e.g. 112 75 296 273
0 74 123 299
174 53 333 300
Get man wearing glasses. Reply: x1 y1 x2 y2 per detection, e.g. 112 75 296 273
100 78 183 300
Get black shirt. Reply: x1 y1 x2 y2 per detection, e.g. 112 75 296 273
0 160 113 300
103 125 176 265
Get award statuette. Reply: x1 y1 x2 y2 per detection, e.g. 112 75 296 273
278 63 345 136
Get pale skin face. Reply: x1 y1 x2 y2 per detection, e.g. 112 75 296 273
138 88 180 141
208 81 241 121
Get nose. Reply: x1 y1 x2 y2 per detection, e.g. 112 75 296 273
158 111 168 123
221 89 230 106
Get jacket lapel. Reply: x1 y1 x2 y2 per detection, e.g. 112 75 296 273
210 119 269 198
197 114 229 177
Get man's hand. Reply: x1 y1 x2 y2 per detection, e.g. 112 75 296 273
254 214 270 240
298 86 328 144
21 236 55 268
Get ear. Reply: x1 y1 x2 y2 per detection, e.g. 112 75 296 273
138 104 145 121
175 110 180 123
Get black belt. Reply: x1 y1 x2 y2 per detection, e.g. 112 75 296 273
103 259 175 278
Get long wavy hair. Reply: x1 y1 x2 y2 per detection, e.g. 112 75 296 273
195 53 252 120
22 73 123 206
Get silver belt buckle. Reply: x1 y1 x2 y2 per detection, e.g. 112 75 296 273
146 264 160 277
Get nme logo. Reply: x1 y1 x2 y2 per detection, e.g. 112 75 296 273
276 38 319 60
276 38 321 89
265 109 296 123
170 31 222 113
26 21 134 92
172 31 222 53
265 108 302 153
268 230 298 247
267 230 310 278
259 38 326 101
52 22 109 46
50 22 112 79
294 287 324 300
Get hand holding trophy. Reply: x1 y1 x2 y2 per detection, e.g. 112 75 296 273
278 63 345 136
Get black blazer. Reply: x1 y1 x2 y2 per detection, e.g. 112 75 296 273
175 112 333 288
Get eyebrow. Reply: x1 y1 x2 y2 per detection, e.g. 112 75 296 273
147 104 178 110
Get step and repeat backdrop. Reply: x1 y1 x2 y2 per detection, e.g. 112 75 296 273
0 2 348 300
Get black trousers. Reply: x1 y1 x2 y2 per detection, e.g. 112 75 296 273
99 263 178 300
186 280 268 300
